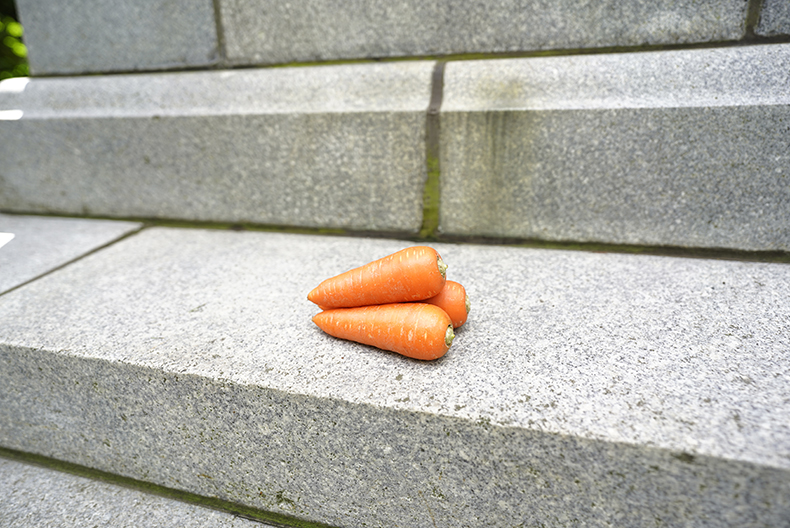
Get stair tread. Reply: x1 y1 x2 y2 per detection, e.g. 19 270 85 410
1 222 788 525
0 457 269 528
0 213 141 295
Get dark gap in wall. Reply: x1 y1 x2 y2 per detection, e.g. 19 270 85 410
420 61 446 239
745 0 765 39
211 0 227 66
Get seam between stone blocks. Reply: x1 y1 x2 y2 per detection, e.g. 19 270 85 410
419 61 446 239
0 225 146 300
745 0 765 39
211 0 228 67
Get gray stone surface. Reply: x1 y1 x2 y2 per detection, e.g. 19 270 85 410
1 228 788 527
16 0 218 74
0 62 433 232
440 44 790 250
0 458 268 527
220 0 747 65
757 0 790 36
0 214 141 294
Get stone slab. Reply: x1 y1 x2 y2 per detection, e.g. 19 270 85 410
0 214 141 294
757 0 790 36
1 228 788 526
0 458 268 527
0 62 433 232
440 44 790 251
220 0 746 66
15 0 218 75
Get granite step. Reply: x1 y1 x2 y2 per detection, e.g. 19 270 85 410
17 0 760 75
217 0 751 68
757 0 790 38
3 44 789 253
0 213 141 295
15 0 219 75
0 456 274 527
439 43 790 251
0 62 433 233
1 218 788 527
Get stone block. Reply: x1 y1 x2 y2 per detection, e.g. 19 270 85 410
1 228 788 526
220 0 747 65
0 214 141 294
0 62 433 232
0 458 267 527
15 0 219 74
757 0 790 36
440 44 790 251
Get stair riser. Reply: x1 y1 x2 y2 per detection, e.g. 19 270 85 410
2 346 787 527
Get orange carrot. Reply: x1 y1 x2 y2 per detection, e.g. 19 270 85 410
312 303 454 360
422 280 470 328
308 246 447 309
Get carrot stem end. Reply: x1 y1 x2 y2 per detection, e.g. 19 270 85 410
437 255 447 279
445 325 455 348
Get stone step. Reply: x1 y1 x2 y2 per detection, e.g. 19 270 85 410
2 44 789 252
16 0 219 76
17 0 762 75
0 62 433 232
0 457 272 527
1 218 788 527
0 213 141 294
758 0 790 37
439 43 790 251
218 0 749 68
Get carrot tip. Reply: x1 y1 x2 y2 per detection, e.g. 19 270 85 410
445 325 455 348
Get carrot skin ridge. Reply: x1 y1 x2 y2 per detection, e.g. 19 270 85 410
308 246 447 309
422 280 469 328
312 303 453 361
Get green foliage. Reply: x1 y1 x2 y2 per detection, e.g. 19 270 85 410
0 3 28 80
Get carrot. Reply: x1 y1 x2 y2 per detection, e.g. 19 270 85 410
422 280 470 328
312 303 454 360
308 246 447 309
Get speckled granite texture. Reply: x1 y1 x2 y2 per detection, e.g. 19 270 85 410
0 458 267 528
757 0 790 36
440 44 790 251
16 0 218 74
0 214 141 294
219 0 747 65
1 228 788 526
0 63 432 232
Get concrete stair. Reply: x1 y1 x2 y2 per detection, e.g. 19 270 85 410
2 220 789 526
15 0 761 75
2 44 789 249
0 63 433 232
0 213 140 295
1 1 789 526
439 45 790 250
0 456 273 528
